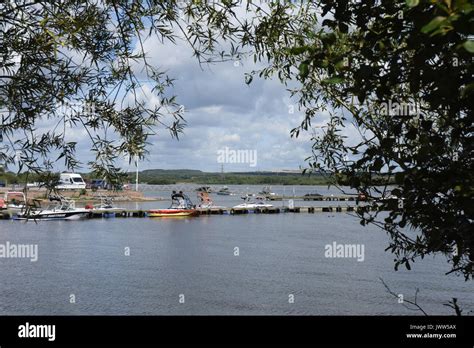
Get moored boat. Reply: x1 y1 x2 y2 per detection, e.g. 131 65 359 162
14 196 90 221
195 186 212 193
148 208 198 217
88 194 123 212
148 191 198 217
233 196 274 210
216 186 234 195
259 186 276 196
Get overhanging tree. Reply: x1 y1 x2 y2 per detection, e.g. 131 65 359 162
234 0 473 280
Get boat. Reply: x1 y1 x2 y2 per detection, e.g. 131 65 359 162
240 193 256 200
85 194 124 217
148 208 198 217
148 191 198 217
0 191 27 211
195 186 212 193
259 186 276 196
233 196 274 210
14 196 90 221
196 192 225 209
216 186 234 195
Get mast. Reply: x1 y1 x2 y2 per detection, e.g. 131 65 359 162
135 155 139 191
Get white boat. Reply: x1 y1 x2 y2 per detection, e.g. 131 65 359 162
240 193 256 200
233 196 274 210
259 186 276 196
89 195 123 212
14 196 89 221
216 186 234 195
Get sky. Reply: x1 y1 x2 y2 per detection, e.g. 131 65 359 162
64 29 328 173
110 27 337 173
3 3 363 174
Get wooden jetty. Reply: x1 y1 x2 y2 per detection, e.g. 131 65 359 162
266 195 357 201
0 205 367 220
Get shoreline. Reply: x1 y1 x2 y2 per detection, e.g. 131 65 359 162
0 188 165 203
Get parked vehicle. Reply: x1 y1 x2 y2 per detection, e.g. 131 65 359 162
57 173 86 190
303 192 323 200
90 179 108 190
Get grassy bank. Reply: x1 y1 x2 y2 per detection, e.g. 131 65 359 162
129 169 333 185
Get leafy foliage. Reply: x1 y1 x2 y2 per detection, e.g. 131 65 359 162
0 0 191 181
228 0 473 279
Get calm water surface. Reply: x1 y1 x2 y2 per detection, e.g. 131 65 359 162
0 186 472 315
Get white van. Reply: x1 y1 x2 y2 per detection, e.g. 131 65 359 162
57 173 86 190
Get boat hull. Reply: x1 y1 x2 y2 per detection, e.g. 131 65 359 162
232 204 274 210
148 209 198 217
14 211 90 221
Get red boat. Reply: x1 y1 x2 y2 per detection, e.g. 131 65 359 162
148 208 198 217
148 191 198 217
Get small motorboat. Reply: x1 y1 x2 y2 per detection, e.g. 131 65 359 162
195 186 212 193
259 186 276 196
14 196 90 221
233 196 274 210
88 194 123 212
148 191 198 217
85 194 124 217
148 208 198 217
216 186 234 195
240 192 256 200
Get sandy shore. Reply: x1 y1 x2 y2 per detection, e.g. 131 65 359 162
0 188 165 202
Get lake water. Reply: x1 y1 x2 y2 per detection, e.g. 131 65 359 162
0 185 472 315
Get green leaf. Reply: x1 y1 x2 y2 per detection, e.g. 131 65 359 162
322 76 344 84
298 63 309 78
245 74 253 85
406 0 419 7
372 157 384 171
288 46 308 55
335 59 348 70
395 172 404 185
463 40 474 53
421 16 446 34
